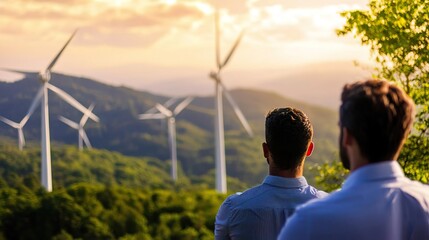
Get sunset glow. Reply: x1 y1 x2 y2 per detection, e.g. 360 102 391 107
0 0 371 107
163 0 178 6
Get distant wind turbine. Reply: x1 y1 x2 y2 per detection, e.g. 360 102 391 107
209 11 253 193
1 30 100 192
0 89 42 150
139 97 194 181
58 103 96 151
0 116 26 150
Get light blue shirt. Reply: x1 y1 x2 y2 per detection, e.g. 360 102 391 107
278 161 429 240
215 175 327 240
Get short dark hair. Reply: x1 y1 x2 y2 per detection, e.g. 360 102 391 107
340 79 415 163
265 107 313 170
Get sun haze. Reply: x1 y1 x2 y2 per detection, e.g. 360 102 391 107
0 0 371 108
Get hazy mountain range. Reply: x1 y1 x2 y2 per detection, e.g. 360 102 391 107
115 61 372 109
0 72 339 185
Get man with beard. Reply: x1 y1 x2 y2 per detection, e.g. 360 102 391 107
215 107 327 240
277 80 429 240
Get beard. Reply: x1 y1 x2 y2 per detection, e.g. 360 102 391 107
339 129 351 170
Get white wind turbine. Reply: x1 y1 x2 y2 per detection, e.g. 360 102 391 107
139 97 194 181
58 103 96 151
0 89 43 150
209 11 253 193
2 30 100 192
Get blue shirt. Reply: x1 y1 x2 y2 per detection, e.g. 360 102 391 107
215 175 327 240
278 161 429 240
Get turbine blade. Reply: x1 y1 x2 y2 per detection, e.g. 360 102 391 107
220 82 253 136
164 97 180 108
221 29 245 69
0 116 20 128
215 10 221 69
0 68 37 76
81 129 92 149
58 116 79 129
20 87 43 126
18 128 25 149
47 83 100 122
80 103 95 126
156 104 173 117
173 97 194 115
139 113 167 120
46 30 77 71
144 98 179 114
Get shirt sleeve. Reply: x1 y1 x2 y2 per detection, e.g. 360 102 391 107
215 197 232 240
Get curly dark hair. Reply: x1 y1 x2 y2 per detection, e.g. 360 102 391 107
265 107 313 170
340 79 415 163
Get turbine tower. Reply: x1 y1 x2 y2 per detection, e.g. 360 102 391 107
210 11 253 193
139 97 193 181
58 103 96 150
2 30 100 192
0 88 43 150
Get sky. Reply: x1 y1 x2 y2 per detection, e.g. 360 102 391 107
0 0 374 108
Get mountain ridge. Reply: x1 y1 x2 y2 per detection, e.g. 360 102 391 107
0 72 339 186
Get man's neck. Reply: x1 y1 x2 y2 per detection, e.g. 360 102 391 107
349 152 369 172
269 166 303 178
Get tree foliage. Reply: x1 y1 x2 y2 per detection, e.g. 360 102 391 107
310 161 349 193
0 143 263 194
0 182 224 239
338 0 429 183
0 141 342 238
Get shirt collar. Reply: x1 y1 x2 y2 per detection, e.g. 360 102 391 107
343 161 405 189
263 175 308 188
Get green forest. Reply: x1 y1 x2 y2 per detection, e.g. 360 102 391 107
0 145 223 239
0 184 224 239
0 143 347 239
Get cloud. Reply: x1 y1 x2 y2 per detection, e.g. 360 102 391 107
204 0 248 14
0 0 364 48
0 0 210 47
17 0 90 4
240 3 365 46
251 0 368 8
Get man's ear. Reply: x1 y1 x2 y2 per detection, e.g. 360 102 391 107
262 142 270 159
306 141 314 157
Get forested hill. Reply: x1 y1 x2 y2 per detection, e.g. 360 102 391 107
0 145 225 239
0 72 338 186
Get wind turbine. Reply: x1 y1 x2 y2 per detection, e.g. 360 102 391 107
1 30 100 192
0 88 43 150
209 11 253 193
139 97 194 181
58 103 95 151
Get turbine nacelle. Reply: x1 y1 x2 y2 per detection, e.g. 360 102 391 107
139 97 193 121
38 70 51 83
209 71 221 82
155 104 174 118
